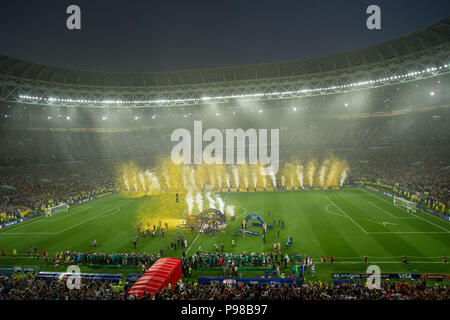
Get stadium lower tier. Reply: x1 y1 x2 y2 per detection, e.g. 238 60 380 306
0 275 448 300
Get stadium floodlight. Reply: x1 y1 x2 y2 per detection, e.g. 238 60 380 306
259 110 263 113
15 61 450 107
344 103 348 107
293 107 297 111
102 116 107 120
66 116 70 120
430 91 435 96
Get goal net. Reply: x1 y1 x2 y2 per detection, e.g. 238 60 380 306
45 203 69 217
393 196 417 213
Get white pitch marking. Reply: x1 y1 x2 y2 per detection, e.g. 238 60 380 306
324 203 346 217
185 233 200 255
361 188 450 233
0 200 134 236
367 201 398 219
324 194 368 234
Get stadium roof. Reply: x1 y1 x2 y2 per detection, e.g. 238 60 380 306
2 18 450 86
1 17 449 107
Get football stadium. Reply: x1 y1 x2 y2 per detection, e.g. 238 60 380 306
0 8 449 302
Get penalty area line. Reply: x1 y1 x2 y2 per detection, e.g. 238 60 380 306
361 188 450 233
324 195 368 234
185 233 200 255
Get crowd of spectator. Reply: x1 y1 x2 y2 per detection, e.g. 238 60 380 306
53 251 159 270
345 145 449 212
0 274 448 300
0 274 127 300
0 162 115 225
142 279 449 300
0 105 448 223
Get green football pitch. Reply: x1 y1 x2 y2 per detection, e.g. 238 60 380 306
1 187 449 281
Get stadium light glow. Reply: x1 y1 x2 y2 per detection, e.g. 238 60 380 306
17 62 450 107
430 91 435 96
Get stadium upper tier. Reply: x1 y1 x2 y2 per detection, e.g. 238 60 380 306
0 18 449 107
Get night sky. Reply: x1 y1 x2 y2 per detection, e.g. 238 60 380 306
0 0 449 73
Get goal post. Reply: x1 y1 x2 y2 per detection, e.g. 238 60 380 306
45 203 69 217
393 196 417 213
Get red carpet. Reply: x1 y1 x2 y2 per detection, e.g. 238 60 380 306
127 257 182 297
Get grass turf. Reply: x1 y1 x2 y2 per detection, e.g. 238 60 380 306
0 188 449 282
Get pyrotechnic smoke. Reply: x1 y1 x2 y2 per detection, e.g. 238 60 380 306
326 161 339 187
139 172 147 192
123 175 130 191
215 164 225 190
163 169 170 191
206 192 216 209
216 196 225 213
133 175 138 192
217 175 223 189
182 167 188 190
195 193 203 212
297 166 304 187
210 173 215 189
145 170 160 192
268 168 277 187
225 205 235 218
186 191 194 215
190 168 196 190
232 166 239 188
340 168 348 187
118 156 348 194
318 160 329 187
307 161 316 186
259 166 268 188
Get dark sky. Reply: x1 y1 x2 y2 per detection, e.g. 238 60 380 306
0 0 449 73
